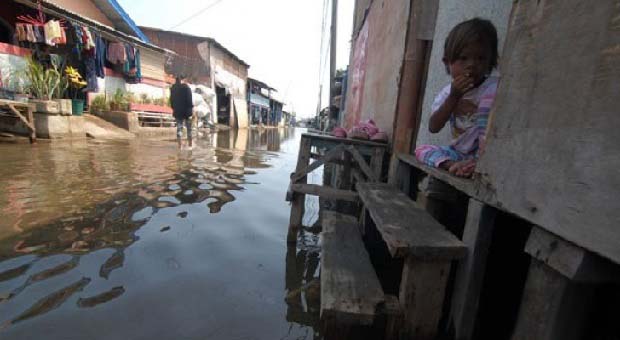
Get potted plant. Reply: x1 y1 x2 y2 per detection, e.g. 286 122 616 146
90 95 109 115
65 66 87 116
24 57 63 114
109 89 130 112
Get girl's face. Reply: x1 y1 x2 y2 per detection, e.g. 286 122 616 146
446 42 492 85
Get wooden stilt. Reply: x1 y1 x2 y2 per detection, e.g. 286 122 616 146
450 199 497 340
288 136 312 243
511 259 594 340
512 227 620 340
399 258 451 340
26 105 36 143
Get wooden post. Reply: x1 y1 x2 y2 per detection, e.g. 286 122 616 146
370 147 385 182
399 258 451 340
450 199 497 340
511 259 594 340
381 294 404 340
388 155 412 195
27 106 36 143
288 136 312 243
511 227 620 340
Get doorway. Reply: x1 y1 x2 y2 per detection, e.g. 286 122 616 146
216 85 230 126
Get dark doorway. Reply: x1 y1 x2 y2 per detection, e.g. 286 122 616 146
0 18 14 44
216 86 230 126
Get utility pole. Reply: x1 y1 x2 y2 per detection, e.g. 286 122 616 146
328 0 338 131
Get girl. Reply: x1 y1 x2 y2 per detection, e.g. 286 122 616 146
415 18 499 178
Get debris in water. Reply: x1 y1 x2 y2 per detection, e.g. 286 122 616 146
177 212 188 218
0 263 31 282
58 231 79 243
81 227 96 235
160 226 171 232
13 240 46 254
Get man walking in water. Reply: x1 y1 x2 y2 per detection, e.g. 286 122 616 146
170 76 194 148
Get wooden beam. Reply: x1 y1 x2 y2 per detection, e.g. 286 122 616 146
8 104 34 131
525 227 620 283
450 199 497 340
292 184 358 202
347 146 378 182
291 144 345 183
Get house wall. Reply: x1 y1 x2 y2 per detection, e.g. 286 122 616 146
415 0 512 147
210 45 249 128
47 0 114 27
342 0 410 139
478 0 620 265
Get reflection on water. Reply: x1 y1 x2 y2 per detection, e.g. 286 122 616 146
0 128 323 339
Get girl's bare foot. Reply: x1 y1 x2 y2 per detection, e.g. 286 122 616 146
449 159 477 178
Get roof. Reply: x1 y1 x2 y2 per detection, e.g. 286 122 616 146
140 26 250 67
14 0 169 54
91 0 150 42
248 77 276 91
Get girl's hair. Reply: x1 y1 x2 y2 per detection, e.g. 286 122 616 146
444 18 498 73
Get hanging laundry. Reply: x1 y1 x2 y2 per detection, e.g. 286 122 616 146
107 42 126 64
94 32 106 78
15 24 26 41
83 27 95 50
83 55 98 92
43 20 59 46
34 26 45 44
71 23 84 56
26 24 36 43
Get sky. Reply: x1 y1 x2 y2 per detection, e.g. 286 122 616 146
118 0 354 119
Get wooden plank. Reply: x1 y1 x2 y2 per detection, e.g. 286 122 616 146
399 258 451 340
291 144 345 183
320 211 384 325
292 184 358 202
524 227 620 283
397 153 497 205
450 200 497 340
475 0 620 265
356 182 466 260
511 259 594 340
347 146 377 182
304 132 387 148
288 136 312 242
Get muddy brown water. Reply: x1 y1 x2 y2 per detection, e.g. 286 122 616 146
0 128 323 339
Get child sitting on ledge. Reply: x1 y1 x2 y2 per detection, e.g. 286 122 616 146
415 18 499 178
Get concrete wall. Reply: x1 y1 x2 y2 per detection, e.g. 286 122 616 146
96 111 139 132
47 0 114 27
0 114 85 139
415 0 512 147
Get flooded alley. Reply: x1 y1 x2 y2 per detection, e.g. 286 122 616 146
0 128 323 340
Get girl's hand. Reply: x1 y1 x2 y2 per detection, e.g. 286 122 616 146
454 99 477 117
450 74 474 98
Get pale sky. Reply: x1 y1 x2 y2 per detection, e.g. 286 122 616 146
118 0 354 119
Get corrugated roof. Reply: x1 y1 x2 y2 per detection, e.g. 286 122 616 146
14 0 171 54
248 77 276 91
92 0 150 42
140 26 250 67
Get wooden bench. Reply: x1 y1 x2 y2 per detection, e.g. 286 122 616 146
356 182 467 339
0 100 36 143
321 211 402 340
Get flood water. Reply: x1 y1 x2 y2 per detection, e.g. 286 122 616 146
0 128 323 339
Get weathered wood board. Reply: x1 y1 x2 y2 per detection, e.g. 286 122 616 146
477 0 620 264
320 211 385 325
356 182 466 260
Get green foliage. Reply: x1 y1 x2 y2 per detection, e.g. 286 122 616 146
110 89 130 111
90 95 109 112
139 93 152 104
23 57 65 100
